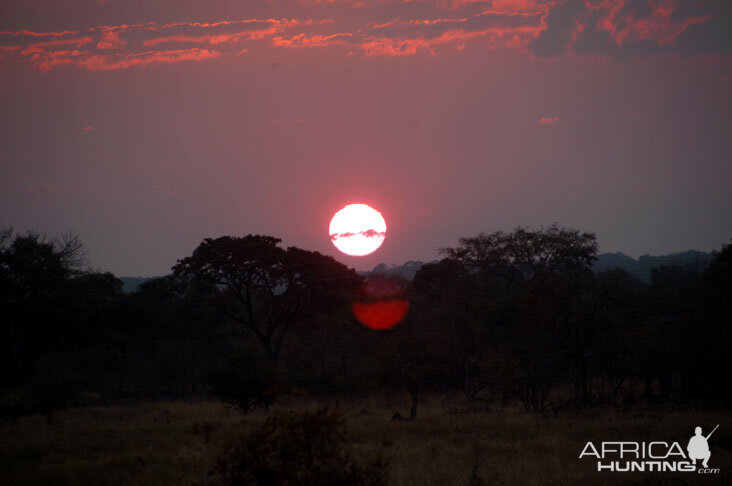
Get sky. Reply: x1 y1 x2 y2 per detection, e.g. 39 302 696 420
1 0 731 277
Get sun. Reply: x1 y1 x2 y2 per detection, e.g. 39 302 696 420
329 203 386 256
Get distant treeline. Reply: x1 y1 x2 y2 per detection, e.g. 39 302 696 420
1 225 730 421
119 250 715 292
367 250 714 284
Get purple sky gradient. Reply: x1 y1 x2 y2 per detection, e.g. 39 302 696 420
1 0 731 276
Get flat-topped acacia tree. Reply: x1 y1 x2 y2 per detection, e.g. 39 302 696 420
173 235 361 362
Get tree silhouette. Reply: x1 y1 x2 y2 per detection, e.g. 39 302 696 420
439 224 600 410
0 230 87 387
172 235 361 362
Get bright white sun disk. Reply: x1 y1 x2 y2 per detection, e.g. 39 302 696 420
329 204 386 256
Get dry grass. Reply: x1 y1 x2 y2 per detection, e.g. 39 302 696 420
0 398 730 485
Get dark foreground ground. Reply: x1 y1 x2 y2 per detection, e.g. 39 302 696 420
1 399 730 485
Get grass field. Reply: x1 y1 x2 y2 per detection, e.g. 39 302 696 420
0 398 729 485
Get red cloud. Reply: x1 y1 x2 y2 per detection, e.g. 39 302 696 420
272 32 353 48
0 18 326 71
0 0 728 72
361 24 538 56
361 30 475 56
539 116 559 125
445 0 547 10
78 48 222 71
530 0 722 58
23 46 220 72
0 29 80 38
140 18 304 46
359 8 543 55
596 0 710 46
0 12 541 70
96 28 126 50
143 29 276 47
0 2 550 70
23 36 93 49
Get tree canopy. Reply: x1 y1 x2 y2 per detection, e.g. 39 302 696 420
172 235 361 361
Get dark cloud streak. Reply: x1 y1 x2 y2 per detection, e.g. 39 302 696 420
530 0 728 59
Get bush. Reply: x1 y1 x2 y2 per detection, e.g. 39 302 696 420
214 408 386 486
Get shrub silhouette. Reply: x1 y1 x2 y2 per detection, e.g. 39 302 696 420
214 408 385 486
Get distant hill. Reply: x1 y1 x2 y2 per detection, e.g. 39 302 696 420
119 277 151 293
594 250 713 282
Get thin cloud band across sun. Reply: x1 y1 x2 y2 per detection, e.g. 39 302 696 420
329 203 386 257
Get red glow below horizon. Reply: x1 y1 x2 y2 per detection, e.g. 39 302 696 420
352 300 410 330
